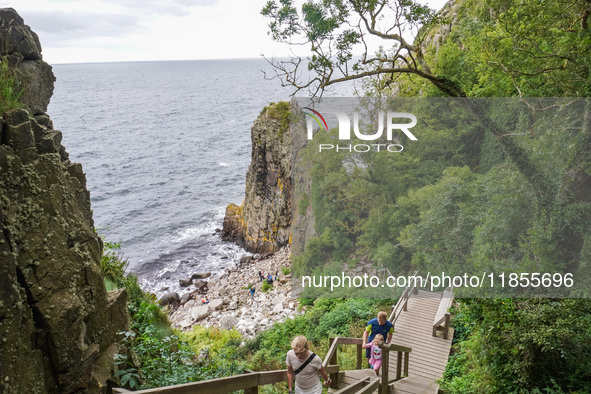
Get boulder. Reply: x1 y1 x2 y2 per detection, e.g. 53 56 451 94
191 272 211 280
240 255 254 264
179 318 193 329
220 315 239 330
180 293 193 305
273 303 284 314
190 306 210 321
159 292 180 307
194 279 208 292
184 300 197 310
208 299 223 311
274 294 286 306
179 278 192 287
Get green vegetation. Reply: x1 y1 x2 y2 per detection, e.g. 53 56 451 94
442 299 591 393
297 192 309 216
239 297 395 392
261 101 291 138
100 241 246 390
100 241 394 391
0 59 25 113
261 281 273 292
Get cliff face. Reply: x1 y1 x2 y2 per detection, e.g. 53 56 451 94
222 102 294 254
0 8 129 393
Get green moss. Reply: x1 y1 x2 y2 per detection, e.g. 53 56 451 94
264 101 291 138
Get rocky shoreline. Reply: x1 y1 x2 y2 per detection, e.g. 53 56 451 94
165 246 302 338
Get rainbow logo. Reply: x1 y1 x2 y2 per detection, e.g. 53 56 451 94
303 107 328 131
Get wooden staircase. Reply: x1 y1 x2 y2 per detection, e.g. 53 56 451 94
327 289 454 394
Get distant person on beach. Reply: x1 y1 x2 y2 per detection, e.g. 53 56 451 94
201 295 209 304
363 334 384 376
286 336 331 394
275 270 279 281
362 311 393 366
267 274 274 284
258 270 263 282
249 286 255 299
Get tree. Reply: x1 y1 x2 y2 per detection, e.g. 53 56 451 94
261 0 465 96
261 0 591 97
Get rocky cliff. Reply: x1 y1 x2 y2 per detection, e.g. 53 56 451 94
0 8 129 393
222 101 294 254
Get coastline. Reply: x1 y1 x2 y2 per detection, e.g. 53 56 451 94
167 246 302 338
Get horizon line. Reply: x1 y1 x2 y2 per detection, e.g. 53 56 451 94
49 55 298 66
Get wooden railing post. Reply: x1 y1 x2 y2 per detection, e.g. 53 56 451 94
244 386 259 394
356 344 363 370
243 370 259 394
380 344 389 394
396 351 402 380
414 271 420 294
328 337 339 389
404 352 409 377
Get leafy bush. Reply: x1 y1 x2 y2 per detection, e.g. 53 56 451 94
261 281 272 292
99 237 247 389
101 240 128 291
441 299 591 393
241 298 395 372
181 326 242 356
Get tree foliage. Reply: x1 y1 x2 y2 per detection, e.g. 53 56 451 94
263 1 591 392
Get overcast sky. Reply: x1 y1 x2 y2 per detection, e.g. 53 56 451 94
3 0 449 64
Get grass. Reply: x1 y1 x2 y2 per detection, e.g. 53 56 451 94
0 60 25 113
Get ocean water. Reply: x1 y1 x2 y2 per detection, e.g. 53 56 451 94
48 58 352 296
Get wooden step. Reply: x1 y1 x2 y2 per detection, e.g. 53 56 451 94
392 376 439 394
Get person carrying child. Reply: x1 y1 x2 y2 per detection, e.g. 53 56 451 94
363 334 384 376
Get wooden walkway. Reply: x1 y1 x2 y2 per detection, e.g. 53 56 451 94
329 290 454 394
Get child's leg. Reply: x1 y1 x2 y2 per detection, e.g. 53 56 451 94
374 360 381 375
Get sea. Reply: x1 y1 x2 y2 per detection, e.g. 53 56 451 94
48 58 353 297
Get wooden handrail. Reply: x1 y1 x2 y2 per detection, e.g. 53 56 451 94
324 337 363 389
378 341 412 394
432 286 454 340
112 371 264 394
323 337 363 368
388 270 419 324
113 339 413 393
112 338 353 394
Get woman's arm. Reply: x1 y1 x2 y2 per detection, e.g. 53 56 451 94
318 366 332 386
287 365 295 393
